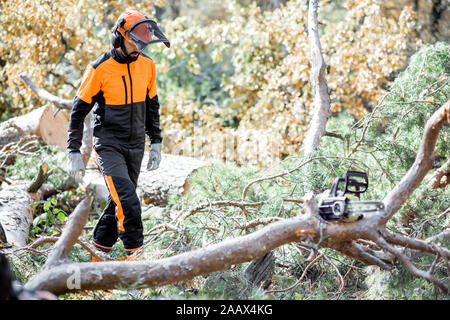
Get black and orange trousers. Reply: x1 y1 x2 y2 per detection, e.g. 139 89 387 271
92 143 145 256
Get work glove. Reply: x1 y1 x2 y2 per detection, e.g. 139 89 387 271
147 143 162 171
67 151 85 181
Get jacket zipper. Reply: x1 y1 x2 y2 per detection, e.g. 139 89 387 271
127 63 134 141
121 76 127 105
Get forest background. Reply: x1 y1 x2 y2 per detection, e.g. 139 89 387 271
0 0 448 300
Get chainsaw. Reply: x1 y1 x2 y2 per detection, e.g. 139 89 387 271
318 170 385 222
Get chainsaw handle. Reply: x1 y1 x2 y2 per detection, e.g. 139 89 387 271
329 177 346 197
344 170 368 196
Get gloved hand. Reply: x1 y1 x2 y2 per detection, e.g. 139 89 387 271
67 151 85 181
147 143 162 171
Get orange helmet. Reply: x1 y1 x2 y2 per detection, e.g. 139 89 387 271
112 9 170 52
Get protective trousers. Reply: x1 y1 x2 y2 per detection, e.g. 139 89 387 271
92 143 145 256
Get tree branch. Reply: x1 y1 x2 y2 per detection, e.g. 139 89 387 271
20 74 72 110
25 214 320 294
301 0 331 158
382 99 450 222
41 197 93 270
427 158 450 189
376 237 448 294
380 229 450 259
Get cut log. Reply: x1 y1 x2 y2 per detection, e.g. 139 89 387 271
39 104 70 151
0 184 35 248
137 153 206 206
0 104 69 150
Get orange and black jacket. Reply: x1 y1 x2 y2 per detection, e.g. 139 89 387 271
67 49 162 152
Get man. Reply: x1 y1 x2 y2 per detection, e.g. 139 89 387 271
67 10 170 261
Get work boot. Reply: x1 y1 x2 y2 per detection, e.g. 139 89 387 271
90 242 112 262
90 251 110 262
123 246 143 261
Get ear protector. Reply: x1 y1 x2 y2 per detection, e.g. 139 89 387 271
111 18 126 49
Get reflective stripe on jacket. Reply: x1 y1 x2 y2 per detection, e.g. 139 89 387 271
67 48 162 152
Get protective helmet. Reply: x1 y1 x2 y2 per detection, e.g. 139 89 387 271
111 9 170 52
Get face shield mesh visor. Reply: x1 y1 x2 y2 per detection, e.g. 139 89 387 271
127 20 170 52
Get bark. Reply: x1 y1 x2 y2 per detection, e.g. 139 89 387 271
0 107 44 146
301 0 331 159
27 162 53 193
245 251 275 289
427 158 450 189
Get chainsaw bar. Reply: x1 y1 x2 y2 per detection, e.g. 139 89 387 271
346 200 385 214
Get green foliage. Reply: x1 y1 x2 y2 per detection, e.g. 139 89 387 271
362 42 449 176
31 198 67 237
200 269 268 299
5 144 69 188
153 42 449 300
364 260 444 300
7 251 47 284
